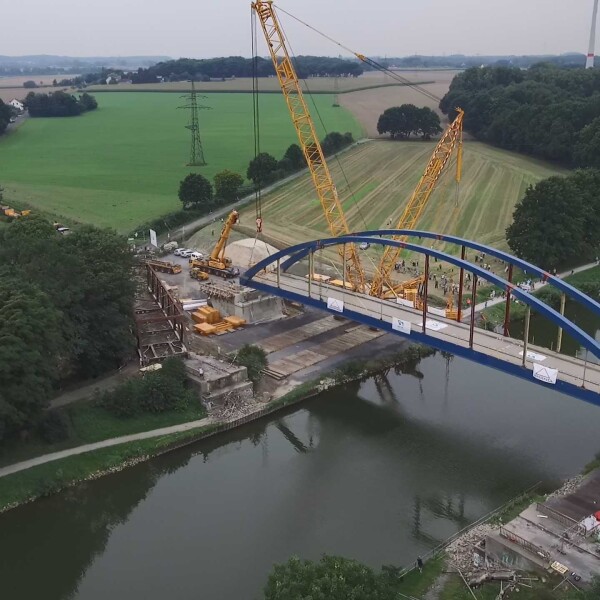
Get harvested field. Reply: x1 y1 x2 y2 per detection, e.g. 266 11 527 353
340 81 453 138
239 140 563 271
86 70 454 95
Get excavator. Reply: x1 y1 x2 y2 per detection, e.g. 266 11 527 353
190 210 240 279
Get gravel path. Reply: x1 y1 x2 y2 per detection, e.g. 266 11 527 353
0 415 214 479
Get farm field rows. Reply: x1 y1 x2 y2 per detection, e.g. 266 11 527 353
0 92 361 232
240 140 563 271
85 70 459 95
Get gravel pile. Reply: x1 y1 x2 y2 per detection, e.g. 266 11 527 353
446 523 495 574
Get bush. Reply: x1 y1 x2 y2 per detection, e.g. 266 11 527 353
101 358 197 417
38 410 70 443
234 345 267 386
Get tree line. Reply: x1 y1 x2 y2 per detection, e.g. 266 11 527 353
0 216 135 442
178 132 354 210
25 91 98 117
131 56 363 83
440 64 600 166
0 100 12 135
377 104 442 139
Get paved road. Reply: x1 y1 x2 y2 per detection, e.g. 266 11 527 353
0 415 215 479
160 139 370 245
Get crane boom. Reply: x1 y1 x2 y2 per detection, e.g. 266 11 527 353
211 210 239 262
251 0 365 292
370 109 464 298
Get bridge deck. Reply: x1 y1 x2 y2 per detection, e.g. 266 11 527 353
253 272 600 398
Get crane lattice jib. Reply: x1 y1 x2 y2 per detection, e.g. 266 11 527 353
252 0 365 292
370 109 464 298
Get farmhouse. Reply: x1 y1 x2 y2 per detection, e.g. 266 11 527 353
8 99 24 111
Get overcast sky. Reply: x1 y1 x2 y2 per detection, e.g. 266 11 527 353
3 0 598 58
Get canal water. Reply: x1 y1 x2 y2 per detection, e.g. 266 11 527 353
2 353 600 600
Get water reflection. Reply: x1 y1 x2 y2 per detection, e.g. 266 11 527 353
1 353 599 600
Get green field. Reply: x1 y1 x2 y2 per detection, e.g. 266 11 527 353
0 92 362 232
241 140 565 263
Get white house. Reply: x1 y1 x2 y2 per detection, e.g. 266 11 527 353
8 99 24 111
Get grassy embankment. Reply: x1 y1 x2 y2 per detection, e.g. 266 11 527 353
0 92 361 233
0 344 433 514
0 400 207 469
481 265 600 328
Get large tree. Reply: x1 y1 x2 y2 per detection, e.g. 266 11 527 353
214 170 244 202
506 173 600 269
247 152 278 188
417 107 442 139
574 117 600 169
281 143 306 171
263 555 401 600
178 173 214 209
0 274 65 441
0 99 12 135
377 104 421 139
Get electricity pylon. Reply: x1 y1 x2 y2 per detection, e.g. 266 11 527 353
179 80 210 166
332 76 340 107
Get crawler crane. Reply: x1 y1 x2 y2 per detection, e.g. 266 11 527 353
251 0 366 293
190 210 240 278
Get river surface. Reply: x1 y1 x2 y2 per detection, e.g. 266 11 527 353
2 353 600 600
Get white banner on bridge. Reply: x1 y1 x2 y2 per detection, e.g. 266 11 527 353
149 228 158 248
532 363 558 385
327 297 344 313
429 307 447 317
396 298 414 308
519 350 547 362
392 318 412 335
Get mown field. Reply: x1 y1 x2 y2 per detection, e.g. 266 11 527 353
240 140 564 268
0 92 361 232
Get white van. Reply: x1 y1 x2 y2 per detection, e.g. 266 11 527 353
189 251 203 261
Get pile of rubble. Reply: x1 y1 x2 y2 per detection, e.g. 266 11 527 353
545 475 584 500
446 523 495 574
209 390 257 421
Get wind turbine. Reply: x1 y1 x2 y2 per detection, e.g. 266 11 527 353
586 0 599 69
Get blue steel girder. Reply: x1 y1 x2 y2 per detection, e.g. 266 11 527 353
280 229 600 317
242 234 600 362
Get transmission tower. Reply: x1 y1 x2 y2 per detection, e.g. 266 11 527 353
179 80 210 166
332 76 340 107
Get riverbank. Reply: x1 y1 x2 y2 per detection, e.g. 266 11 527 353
0 343 434 514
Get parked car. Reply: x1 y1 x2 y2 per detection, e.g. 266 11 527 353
359 242 371 250
189 251 203 261
179 249 194 258
174 248 186 256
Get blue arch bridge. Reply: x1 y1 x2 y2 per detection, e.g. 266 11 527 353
240 230 600 407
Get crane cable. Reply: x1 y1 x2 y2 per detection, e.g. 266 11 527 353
251 7 263 228
275 5 443 104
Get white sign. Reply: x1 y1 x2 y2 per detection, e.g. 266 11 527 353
327 297 344 313
519 350 547 362
392 318 412 335
396 298 414 308
429 307 447 317
533 363 558 385
149 228 158 248
419 319 449 332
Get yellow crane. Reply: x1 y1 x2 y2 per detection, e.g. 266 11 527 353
190 210 240 278
251 0 366 292
370 109 465 300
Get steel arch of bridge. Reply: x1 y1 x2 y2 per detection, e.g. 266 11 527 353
240 232 600 405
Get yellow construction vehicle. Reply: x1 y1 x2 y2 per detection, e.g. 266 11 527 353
252 0 366 292
370 109 465 307
190 267 209 281
190 210 240 278
145 259 182 274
